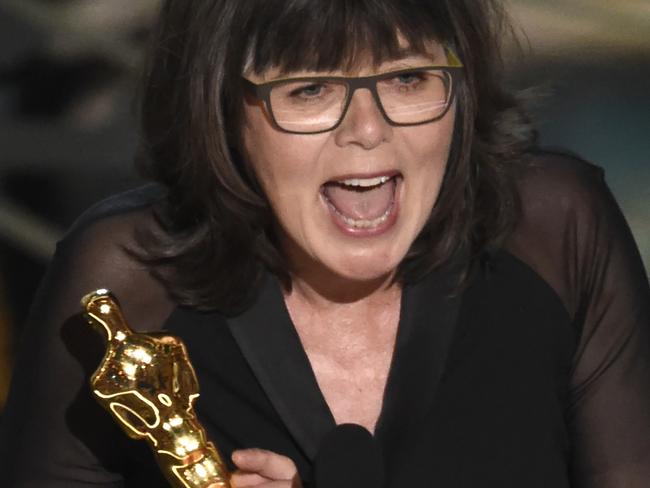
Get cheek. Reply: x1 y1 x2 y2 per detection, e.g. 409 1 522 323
243 111 297 193
242 107 325 214
404 111 455 198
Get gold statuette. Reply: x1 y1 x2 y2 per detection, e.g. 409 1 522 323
82 289 231 488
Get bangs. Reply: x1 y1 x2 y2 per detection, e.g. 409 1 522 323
243 0 455 74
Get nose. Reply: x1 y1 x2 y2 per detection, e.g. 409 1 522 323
333 88 393 149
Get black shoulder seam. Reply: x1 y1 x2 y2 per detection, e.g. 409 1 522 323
67 183 166 236
528 147 604 178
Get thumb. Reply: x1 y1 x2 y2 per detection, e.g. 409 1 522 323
232 448 298 481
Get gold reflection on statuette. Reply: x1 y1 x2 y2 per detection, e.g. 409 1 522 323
82 290 231 488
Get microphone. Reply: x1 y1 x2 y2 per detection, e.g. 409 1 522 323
312 423 385 488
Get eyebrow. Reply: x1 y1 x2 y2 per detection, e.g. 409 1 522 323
388 45 436 59
251 44 446 81
385 38 445 57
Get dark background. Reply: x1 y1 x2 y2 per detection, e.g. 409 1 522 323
0 0 648 409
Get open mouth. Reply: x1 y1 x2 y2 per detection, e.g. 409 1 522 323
321 173 401 233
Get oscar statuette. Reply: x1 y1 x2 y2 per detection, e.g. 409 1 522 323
82 289 232 488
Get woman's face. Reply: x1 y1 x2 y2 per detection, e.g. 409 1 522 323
242 42 456 284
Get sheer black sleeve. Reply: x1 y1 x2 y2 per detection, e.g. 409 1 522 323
2 156 648 487
0 186 175 487
506 152 650 487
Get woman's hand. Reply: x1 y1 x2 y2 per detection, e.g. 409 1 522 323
231 448 303 488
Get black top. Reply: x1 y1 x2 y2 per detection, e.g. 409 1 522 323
1 153 649 487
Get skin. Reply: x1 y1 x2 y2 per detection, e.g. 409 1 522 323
231 41 456 487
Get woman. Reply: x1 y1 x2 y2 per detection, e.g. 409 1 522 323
0 0 648 486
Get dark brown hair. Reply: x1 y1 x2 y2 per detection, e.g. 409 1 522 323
137 0 534 313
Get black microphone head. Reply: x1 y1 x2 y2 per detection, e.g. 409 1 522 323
313 423 385 488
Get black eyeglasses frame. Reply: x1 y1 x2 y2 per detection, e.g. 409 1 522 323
242 56 464 135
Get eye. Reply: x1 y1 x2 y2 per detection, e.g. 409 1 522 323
378 70 430 95
396 72 422 85
391 71 429 90
289 83 326 98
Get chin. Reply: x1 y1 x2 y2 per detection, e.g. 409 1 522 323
325 253 402 283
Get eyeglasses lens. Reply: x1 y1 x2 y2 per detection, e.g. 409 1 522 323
270 80 348 132
268 69 451 133
378 70 451 124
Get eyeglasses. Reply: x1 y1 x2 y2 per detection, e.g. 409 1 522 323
242 49 463 134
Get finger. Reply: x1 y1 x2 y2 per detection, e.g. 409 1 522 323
259 482 298 488
232 480 291 488
230 471 268 487
232 448 298 480
231 470 303 488
239 482 298 488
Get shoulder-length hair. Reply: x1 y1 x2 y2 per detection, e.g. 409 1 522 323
137 0 534 313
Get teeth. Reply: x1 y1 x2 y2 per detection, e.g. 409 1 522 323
339 176 390 188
